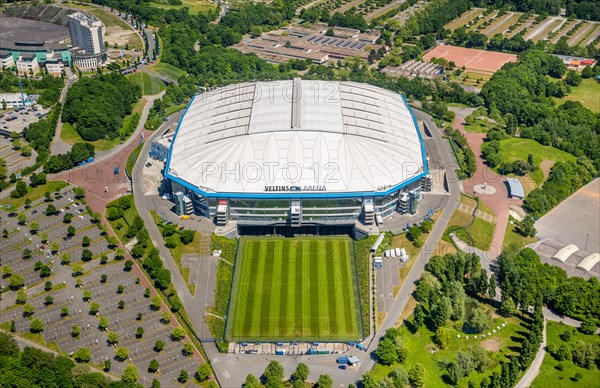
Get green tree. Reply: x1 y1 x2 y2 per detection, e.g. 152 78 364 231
121 365 138 383
244 373 260 388
23 304 34 317
16 288 27 303
315 374 333 388
99 316 109 330
196 363 211 382
376 337 398 365
434 327 450 349
148 359 159 373
115 346 129 361
179 370 188 383
292 362 309 383
501 297 517 316
61 306 69 316
9 274 25 290
263 360 284 386
430 297 451 329
89 302 99 315
72 325 81 338
488 274 497 298
579 318 596 334
30 318 44 333
171 327 185 341
11 181 28 198
182 341 194 356
18 213 27 225
104 359 111 372
408 363 426 387
108 332 119 345
516 214 536 237
154 340 165 352
29 222 39 234
74 347 92 362
136 327 144 338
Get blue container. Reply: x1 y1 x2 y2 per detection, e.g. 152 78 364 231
337 356 348 364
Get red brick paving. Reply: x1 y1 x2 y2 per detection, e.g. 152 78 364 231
49 128 151 215
453 117 522 260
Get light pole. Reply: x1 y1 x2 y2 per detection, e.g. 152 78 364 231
585 234 589 251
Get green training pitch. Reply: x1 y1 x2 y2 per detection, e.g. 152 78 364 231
225 236 363 342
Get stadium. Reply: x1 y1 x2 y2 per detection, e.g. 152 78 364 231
164 79 430 234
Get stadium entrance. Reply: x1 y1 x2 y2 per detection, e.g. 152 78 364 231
237 224 354 237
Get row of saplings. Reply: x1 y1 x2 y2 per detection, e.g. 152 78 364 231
244 361 336 388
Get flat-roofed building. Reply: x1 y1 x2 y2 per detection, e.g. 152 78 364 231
0 93 27 109
16 54 39 75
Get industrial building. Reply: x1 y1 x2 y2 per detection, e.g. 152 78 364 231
234 25 382 65
164 79 430 234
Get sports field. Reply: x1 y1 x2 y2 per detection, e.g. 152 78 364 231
225 236 362 342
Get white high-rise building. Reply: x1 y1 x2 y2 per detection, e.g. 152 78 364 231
67 12 104 55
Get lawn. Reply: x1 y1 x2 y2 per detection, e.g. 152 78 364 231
225 236 362 342
457 71 492 87
446 195 495 250
463 118 497 133
503 216 537 249
150 0 215 14
105 195 138 243
555 78 600 113
127 72 166 95
60 98 146 151
496 138 577 185
0 181 68 210
371 304 529 387
146 62 187 80
530 321 600 388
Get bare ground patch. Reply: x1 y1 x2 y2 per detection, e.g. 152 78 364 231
540 159 555 182
481 339 500 352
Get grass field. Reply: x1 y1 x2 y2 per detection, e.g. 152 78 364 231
226 236 362 342
503 216 538 249
0 181 68 210
127 72 166 95
531 321 600 388
147 62 187 80
555 78 600 113
496 138 577 185
445 194 495 250
150 0 214 14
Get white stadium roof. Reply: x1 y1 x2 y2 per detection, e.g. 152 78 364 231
166 79 426 196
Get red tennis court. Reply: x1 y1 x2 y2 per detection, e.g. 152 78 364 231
423 44 517 74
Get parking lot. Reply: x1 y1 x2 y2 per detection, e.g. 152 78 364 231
0 106 50 137
0 184 204 385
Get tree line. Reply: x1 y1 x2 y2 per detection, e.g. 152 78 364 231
0 332 145 387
